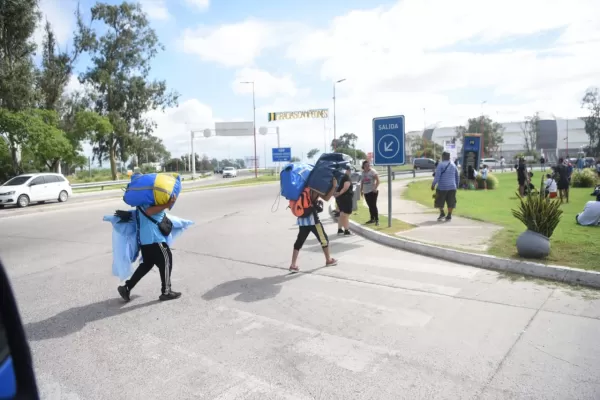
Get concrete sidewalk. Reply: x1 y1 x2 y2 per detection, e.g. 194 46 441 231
375 180 502 252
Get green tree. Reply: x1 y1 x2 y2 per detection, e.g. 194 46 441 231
307 148 320 159
77 1 179 179
0 0 40 172
290 156 301 162
520 113 540 156
130 134 170 165
336 147 367 160
409 136 443 158
582 87 600 157
455 116 504 157
330 132 358 151
235 158 246 169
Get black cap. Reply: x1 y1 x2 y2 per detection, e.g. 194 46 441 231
343 164 352 170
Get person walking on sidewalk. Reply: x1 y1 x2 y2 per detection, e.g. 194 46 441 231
431 151 459 222
118 195 182 302
289 190 337 272
361 160 380 226
334 165 354 236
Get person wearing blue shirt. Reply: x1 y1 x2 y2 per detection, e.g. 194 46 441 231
431 151 460 222
118 195 181 302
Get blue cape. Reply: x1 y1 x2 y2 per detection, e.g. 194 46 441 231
103 210 194 281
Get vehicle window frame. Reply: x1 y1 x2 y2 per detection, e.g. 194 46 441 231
43 175 59 183
30 176 45 186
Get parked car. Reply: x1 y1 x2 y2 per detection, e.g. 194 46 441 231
222 167 237 178
413 158 436 170
480 158 501 170
0 173 72 208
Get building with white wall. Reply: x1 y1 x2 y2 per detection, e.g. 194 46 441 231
421 116 589 163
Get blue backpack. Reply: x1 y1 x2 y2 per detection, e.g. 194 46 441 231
280 163 313 201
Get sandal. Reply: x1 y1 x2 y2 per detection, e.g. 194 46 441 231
289 265 299 272
326 258 338 267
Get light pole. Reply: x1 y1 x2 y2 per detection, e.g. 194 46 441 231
480 100 487 157
259 126 281 174
241 81 258 178
333 78 346 150
190 128 212 179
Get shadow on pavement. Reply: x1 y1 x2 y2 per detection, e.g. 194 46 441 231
202 267 327 303
24 295 157 341
302 240 362 254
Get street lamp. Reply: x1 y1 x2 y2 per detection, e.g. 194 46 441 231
259 126 281 174
241 81 258 178
333 78 346 150
190 128 212 179
480 100 487 157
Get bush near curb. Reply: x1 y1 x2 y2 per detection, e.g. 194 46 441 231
571 169 598 188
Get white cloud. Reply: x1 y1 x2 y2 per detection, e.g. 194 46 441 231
140 0 171 21
34 0 77 49
232 68 299 98
184 0 210 12
180 19 307 67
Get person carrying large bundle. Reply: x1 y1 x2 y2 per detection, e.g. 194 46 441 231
115 172 185 302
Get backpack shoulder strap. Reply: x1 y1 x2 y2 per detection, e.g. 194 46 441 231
137 206 159 225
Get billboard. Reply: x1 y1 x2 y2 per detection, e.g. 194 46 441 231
268 109 328 122
215 121 254 136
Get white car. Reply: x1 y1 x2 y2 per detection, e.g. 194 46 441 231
222 167 237 178
480 158 501 170
0 173 72 208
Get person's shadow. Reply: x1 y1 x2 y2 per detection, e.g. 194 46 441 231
202 268 326 303
24 296 157 342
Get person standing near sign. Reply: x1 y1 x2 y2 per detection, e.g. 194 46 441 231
361 160 380 226
431 152 459 222
334 165 354 236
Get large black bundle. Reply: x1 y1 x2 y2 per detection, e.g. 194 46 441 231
306 153 351 199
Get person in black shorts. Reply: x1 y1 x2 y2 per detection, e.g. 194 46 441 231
334 165 354 236
517 157 527 196
554 158 570 203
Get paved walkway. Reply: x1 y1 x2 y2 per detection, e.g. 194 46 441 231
375 179 503 252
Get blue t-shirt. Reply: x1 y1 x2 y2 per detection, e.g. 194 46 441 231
138 205 167 245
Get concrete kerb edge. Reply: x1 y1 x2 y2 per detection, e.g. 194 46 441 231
328 203 600 289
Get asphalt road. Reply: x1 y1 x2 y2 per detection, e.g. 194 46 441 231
2 184 600 399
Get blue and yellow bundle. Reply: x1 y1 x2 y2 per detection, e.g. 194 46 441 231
123 172 182 207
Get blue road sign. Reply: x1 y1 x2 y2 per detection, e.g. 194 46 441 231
272 147 291 162
372 115 405 166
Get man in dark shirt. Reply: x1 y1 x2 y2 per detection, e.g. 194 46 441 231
517 158 527 196
334 165 354 236
554 158 570 203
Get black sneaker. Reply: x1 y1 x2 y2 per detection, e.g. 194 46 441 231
118 285 130 302
375 220 379 226
445 215 452 222
365 219 375 224
437 213 446 221
337 229 344 235
159 291 182 301
344 230 352 236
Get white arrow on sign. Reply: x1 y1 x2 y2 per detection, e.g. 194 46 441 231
384 142 394 152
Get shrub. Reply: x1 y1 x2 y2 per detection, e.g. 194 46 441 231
571 168 598 188
475 173 499 190
511 176 563 238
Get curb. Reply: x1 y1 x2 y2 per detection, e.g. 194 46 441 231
329 204 600 289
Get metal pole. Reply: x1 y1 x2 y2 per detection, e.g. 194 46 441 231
252 83 258 178
566 118 569 157
333 83 337 150
191 131 196 179
387 165 392 228
276 126 281 175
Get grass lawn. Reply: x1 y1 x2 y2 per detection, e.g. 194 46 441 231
347 198 414 235
404 173 600 270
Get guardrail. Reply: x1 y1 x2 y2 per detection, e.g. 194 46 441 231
70 173 213 190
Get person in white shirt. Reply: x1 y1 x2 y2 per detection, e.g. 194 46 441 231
576 195 600 226
545 174 557 199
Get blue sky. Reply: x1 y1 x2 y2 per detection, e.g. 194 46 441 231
40 0 599 163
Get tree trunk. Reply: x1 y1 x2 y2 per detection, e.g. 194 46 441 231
109 143 118 180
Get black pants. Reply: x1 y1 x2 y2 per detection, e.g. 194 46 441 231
294 223 329 251
126 242 173 295
364 191 379 221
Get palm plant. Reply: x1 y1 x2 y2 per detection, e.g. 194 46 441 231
511 176 563 238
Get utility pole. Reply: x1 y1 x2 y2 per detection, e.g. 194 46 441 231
333 78 346 151
241 81 258 177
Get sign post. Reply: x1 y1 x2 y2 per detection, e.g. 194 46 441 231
372 115 405 228
272 147 292 163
